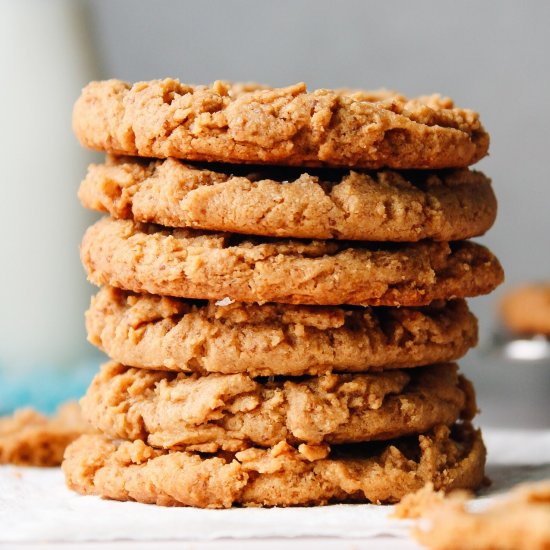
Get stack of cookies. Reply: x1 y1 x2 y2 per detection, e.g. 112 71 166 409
63 79 503 508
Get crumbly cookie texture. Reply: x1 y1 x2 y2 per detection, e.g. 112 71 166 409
79 157 497 242
87 287 478 376
0 402 91 467
81 217 503 306
73 80 489 169
62 423 485 508
392 482 450 519
81 362 476 452
500 283 550 335
405 481 550 550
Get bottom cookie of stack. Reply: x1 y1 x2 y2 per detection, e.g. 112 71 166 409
63 423 485 508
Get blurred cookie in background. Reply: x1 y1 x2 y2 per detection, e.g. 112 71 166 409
500 283 550 336
0 401 93 467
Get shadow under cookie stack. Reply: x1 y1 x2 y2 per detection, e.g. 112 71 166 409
63 79 503 508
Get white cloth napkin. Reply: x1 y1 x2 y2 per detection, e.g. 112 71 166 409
1 428 549 543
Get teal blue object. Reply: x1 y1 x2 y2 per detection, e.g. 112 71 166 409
0 358 100 415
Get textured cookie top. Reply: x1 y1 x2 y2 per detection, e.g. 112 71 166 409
87 286 478 376
80 156 497 241
81 361 475 452
73 79 489 169
63 423 485 508
81 217 504 306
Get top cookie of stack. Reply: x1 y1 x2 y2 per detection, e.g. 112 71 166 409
64 79 503 508
74 79 489 169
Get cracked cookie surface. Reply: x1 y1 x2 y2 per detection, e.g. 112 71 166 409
63 423 485 508
87 286 478 376
81 217 504 306
73 79 489 169
81 362 475 452
79 157 497 241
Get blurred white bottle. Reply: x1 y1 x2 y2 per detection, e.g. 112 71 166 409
0 0 100 370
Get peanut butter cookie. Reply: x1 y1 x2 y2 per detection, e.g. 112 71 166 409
62 423 485 508
79 157 496 241
81 217 504 306
0 402 91 467
73 79 489 169
500 283 550 335
87 287 478 376
81 362 476 452
408 481 550 550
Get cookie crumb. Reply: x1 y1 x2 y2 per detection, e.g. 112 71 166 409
0 402 92 467
392 483 447 519
297 443 330 461
404 481 550 550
